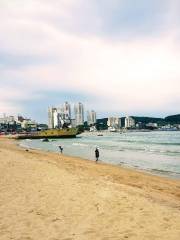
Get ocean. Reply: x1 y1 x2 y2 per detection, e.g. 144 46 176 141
20 131 180 179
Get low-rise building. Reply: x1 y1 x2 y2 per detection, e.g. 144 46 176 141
70 119 76 128
0 115 15 124
21 119 37 131
146 123 158 129
89 126 97 132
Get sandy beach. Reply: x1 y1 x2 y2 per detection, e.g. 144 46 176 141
0 138 180 240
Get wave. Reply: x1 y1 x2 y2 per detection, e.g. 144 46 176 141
116 146 180 155
115 139 180 146
19 143 33 149
72 143 89 147
149 149 180 154
150 168 180 176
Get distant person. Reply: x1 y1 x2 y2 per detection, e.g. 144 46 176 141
59 145 63 154
95 148 99 162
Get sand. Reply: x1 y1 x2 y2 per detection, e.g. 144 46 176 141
0 138 180 240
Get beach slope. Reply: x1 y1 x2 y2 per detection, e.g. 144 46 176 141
0 138 180 240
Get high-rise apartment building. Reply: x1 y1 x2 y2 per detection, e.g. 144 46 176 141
63 102 71 119
87 110 96 126
107 117 121 129
53 110 59 128
48 107 63 129
48 102 72 129
74 102 84 126
48 107 56 129
125 116 135 128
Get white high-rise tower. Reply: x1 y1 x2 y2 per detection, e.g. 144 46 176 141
63 102 71 123
87 110 96 125
48 107 56 129
125 116 135 128
74 102 84 126
107 117 121 129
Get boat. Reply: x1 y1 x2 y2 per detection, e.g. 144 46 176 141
12 128 79 140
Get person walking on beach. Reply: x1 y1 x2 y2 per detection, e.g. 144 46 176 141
95 148 99 162
59 145 63 154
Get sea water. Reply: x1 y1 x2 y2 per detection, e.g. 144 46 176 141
20 131 180 179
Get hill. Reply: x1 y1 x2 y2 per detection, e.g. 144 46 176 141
164 114 180 124
132 116 165 125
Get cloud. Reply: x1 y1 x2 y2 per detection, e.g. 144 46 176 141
0 0 180 120
0 102 22 116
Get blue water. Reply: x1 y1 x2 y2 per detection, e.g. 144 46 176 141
20 131 180 179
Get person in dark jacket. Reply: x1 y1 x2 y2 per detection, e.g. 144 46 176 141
95 148 99 162
59 146 63 154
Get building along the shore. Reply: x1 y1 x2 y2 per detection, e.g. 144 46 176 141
48 102 71 129
107 117 121 130
74 102 84 126
125 116 135 128
48 107 56 129
87 110 96 126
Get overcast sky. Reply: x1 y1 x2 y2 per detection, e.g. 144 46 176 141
0 0 180 122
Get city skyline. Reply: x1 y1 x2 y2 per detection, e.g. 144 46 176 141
1 1 180 122
48 102 86 128
0 102 180 125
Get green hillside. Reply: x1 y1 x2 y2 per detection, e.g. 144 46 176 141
165 114 180 124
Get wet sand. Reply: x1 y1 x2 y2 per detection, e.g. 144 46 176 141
0 138 180 240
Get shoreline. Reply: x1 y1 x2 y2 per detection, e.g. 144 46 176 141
1 138 180 239
3 137 180 203
19 137 180 180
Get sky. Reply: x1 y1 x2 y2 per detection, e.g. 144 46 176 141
0 0 180 122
